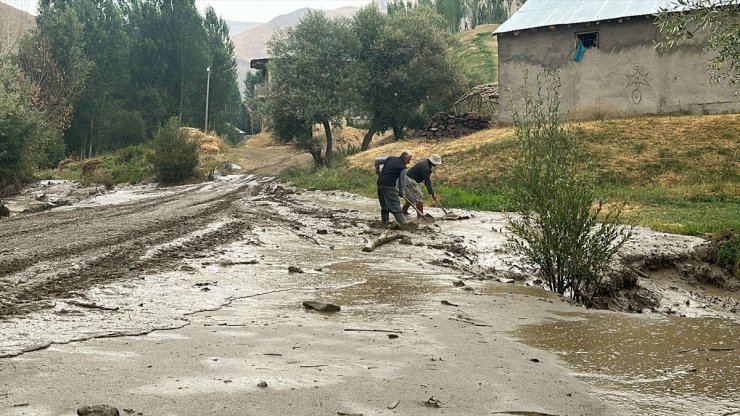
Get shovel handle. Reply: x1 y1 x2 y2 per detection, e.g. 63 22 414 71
435 198 449 215
402 196 434 222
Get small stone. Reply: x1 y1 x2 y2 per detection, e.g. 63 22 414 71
257 380 268 388
77 405 120 416
302 301 341 312
288 266 304 273
316 229 328 235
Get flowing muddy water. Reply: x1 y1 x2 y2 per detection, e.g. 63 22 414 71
515 311 739 416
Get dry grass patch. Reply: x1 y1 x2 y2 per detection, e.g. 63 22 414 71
574 114 740 185
180 127 243 175
347 113 739 193
245 131 295 149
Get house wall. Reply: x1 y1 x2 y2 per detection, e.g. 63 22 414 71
497 17 739 123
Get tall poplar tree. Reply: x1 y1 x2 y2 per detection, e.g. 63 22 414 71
203 6 241 133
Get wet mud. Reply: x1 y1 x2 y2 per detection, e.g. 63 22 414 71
0 173 738 415
516 312 739 416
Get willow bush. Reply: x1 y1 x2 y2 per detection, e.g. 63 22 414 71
506 74 632 304
149 117 198 183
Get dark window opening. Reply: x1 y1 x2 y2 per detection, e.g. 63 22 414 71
576 31 599 48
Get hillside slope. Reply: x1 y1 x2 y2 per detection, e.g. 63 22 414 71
232 7 359 87
0 2 35 58
454 23 499 86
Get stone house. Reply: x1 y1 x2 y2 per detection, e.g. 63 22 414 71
250 57 270 98
493 0 739 123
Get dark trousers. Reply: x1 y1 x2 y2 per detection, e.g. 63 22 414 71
377 185 405 224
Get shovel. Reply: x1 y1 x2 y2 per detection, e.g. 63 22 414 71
402 196 434 223
434 197 459 220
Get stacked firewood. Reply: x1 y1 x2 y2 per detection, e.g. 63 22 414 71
420 112 492 139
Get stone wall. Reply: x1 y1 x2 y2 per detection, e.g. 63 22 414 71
421 112 493 138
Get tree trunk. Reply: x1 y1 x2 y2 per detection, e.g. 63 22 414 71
361 118 380 151
309 148 323 166
392 123 404 140
362 232 402 252
322 119 333 167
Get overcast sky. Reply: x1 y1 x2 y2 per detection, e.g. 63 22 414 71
2 0 374 23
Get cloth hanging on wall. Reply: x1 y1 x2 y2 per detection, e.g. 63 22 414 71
573 39 586 62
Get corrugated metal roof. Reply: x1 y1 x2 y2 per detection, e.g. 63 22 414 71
494 0 679 34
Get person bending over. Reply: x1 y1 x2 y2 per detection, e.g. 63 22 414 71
402 154 441 218
374 150 413 225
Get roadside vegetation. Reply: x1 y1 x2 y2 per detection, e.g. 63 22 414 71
506 75 631 304
42 127 240 188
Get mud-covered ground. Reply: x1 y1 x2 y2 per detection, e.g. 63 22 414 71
0 159 738 415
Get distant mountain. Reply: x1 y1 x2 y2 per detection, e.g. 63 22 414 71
226 20 262 37
0 2 36 57
231 7 360 91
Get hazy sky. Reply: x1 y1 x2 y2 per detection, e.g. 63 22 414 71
2 0 374 23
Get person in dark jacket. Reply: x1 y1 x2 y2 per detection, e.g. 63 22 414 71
374 151 412 225
402 153 441 218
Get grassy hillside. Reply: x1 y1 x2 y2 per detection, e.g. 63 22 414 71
453 23 499 86
284 113 740 236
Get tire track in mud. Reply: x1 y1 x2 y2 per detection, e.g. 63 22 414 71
0 178 273 317
0 184 213 238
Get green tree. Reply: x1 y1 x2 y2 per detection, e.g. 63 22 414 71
470 0 508 25
30 4 91 131
243 71 264 134
352 6 465 149
435 0 465 32
203 6 241 135
38 0 131 157
0 64 45 190
267 10 358 166
126 0 209 128
149 117 198 183
506 74 631 304
657 0 740 86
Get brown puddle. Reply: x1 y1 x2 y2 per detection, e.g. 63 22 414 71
313 259 446 320
516 311 739 415
480 283 559 298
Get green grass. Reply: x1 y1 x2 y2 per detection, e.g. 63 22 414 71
622 202 739 236
282 161 737 236
283 166 376 196
603 185 739 235
454 24 498 87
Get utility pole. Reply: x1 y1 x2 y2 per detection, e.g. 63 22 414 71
204 66 211 133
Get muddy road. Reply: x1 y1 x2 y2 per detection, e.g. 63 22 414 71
0 168 738 415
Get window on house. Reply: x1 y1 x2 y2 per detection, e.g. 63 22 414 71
576 31 599 48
